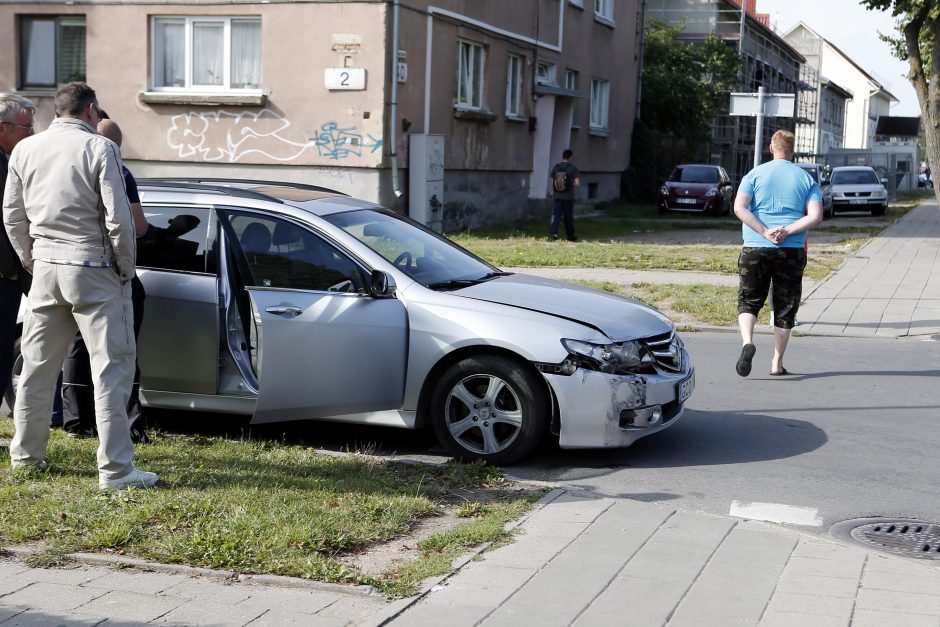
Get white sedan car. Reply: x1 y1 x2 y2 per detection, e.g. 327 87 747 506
8 179 695 465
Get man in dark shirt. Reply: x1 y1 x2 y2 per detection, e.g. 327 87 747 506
549 149 581 242
0 94 35 406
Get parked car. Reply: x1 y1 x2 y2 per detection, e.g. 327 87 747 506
7 179 695 465
796 163 833 219
658 164 733 216
829 166 888 216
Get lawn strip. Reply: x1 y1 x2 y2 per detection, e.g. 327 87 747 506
0 422 539 597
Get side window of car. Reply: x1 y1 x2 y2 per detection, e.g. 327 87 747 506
227 212 367 293
137 205 212 273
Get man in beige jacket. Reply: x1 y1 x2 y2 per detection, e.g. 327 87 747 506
2 82 157 489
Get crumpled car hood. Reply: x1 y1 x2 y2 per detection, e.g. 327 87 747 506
453 273 674 341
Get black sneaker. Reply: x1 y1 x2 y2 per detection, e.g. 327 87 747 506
130 429 150 445
66 427 97 439
549 235 559 241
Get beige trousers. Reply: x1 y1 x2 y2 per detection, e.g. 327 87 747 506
10 261 136 480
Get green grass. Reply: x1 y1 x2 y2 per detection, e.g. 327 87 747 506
573 280 770 327
0 421 541 597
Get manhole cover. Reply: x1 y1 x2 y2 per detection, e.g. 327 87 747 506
831 518 940 560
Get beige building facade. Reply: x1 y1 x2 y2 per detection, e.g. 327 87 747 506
0 0 641 230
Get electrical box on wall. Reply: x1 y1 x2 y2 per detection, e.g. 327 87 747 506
409 134 444 232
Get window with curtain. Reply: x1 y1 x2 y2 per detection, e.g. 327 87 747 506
152 16 261 91
455 40 484 110
590 78 610 130
506 55 523 117
19 15 86 88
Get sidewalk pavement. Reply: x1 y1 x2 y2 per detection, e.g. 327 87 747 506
3 489 940 626
3 202 939 626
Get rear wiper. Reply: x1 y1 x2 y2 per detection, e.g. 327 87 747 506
426 271 512 291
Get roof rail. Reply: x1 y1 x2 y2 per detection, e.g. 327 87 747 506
137 178 347 197
136 179 284 203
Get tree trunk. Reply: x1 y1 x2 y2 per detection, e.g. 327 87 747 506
904 8 940 205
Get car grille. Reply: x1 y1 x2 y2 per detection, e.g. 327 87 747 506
842 191 872 198
641 330 683 373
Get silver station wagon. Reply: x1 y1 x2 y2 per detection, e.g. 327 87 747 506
9 180 695 465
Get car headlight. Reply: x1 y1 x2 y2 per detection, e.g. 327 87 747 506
705 187 719 197
832 191 844 199
875 188 887 198
561 338 655 375
660 185 669 195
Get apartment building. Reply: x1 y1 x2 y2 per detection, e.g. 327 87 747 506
0 0 642 230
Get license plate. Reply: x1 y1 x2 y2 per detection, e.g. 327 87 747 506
849 199 867 205
677 372 695 403
675 198 698 205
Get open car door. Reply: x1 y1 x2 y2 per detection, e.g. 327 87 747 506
221 209 407 424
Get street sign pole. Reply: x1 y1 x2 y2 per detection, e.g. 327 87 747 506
754 86 765 166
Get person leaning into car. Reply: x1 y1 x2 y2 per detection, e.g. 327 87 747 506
2 82 157 490
732 130 822 378
0 94 36 406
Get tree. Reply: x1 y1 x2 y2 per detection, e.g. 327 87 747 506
622 20 741 202
861 0 940 202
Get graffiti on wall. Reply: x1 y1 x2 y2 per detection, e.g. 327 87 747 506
166 109 382 163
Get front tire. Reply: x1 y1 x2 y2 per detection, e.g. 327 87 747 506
430 355 548 465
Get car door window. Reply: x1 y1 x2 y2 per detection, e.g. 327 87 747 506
226 212 367 293
137 206 212 273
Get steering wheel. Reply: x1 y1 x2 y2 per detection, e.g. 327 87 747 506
392 251 413 270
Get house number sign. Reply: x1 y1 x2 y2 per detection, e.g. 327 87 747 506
324 68 366 90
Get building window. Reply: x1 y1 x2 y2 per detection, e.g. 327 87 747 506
152 16 261 91
506 54 523 117
595 0 614 22
566 69 579 125
536 62 556 86
455 40 485 110
590 78 610 130
19 15 86 88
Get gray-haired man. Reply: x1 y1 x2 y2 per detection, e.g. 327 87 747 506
2 82 157 489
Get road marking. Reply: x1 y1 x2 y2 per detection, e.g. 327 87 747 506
729 500 823 527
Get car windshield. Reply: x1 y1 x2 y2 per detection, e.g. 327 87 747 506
324 209 502 289
832 170 879 185
669 166 719 184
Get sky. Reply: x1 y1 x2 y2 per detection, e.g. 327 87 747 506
758 0 920 116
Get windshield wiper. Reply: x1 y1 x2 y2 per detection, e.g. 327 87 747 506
426 271 512 291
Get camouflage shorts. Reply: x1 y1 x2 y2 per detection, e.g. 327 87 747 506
737 247 807 329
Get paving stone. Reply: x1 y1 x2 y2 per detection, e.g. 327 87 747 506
525 494 611 523
862 568 940 596
791 539 867 562
851 609 940 627
159 577 253 604
13 566 105 587
0 561 28 577
444 563 536 587
515 519 589 540
855 587 940 615
0 605 27 623
0 609 104 626
864 554 940 576
573 576 688 627
712 528 797 565
478 541 562 569
232 585 349 616
774 572 860 598
0 574 32 596
78 569 192 595
759 611 849 627
68 589 183 623
0 582 106 613
393 603 491 626
152 599 267 625
781 555 864 580
245 608 350 626
764 591 854 617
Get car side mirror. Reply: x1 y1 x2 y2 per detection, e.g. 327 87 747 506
370 269 397 298
880 178 888 186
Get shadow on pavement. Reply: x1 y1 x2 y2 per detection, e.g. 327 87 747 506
524 409 827 473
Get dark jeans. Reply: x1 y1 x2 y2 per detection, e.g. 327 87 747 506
550 198 576 240
62 277 145 440
0 278 21 403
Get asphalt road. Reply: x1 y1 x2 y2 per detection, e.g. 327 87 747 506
510 330 940 535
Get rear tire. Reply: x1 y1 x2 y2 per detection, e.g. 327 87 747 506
430 355 548 465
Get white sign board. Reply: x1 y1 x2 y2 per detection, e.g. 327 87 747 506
324 68 366 91
730 92 795 117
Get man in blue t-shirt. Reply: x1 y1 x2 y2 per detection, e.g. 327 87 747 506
733 130 822 378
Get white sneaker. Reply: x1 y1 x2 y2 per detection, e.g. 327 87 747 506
99 467 159 490
11 460 48 472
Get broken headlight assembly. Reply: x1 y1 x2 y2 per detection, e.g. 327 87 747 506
560 338 655 375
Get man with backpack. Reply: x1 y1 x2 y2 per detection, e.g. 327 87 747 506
549 149 581 242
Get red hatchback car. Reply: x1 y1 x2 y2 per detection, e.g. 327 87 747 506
658 164 733 216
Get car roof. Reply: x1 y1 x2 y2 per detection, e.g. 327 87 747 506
673 163 719 169
136 178 380 216
831 166 876 172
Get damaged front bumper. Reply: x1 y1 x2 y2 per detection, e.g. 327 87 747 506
544 351 694 449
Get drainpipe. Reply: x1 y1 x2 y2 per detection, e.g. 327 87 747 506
635 0 647 121
390 0 403 198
